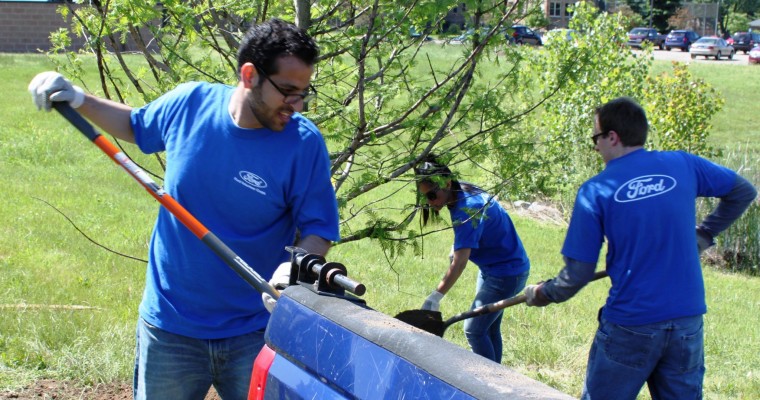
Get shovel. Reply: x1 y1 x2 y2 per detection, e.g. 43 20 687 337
395 270 609 337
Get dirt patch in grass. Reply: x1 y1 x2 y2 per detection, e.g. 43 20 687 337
0 380 222 400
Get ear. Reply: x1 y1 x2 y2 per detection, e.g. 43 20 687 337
608 130 620 145
240 63 257 89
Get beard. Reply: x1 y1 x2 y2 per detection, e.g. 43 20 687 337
246 86 293 132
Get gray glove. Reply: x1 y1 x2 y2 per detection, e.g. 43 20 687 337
421 290 444 311
28 71 85 111
262 262 291 313
696 226 714 255
525 283 551 307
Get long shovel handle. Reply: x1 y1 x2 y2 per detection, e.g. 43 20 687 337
53 102 280 300
443 270 609 328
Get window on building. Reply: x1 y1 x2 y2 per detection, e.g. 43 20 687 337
565 3 573 17
549 2 561 17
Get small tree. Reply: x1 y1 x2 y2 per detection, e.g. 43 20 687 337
668 7 696 30
47 0 723 256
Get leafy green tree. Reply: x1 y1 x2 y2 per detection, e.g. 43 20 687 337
48 0 722 256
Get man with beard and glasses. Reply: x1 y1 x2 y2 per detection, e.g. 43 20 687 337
28 19 339 399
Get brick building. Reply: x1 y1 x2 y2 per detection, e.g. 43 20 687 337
0 1 90 53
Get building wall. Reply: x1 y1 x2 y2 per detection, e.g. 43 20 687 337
545 0 576 29
0 2 88 53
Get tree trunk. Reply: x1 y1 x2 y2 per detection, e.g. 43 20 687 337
294 0 310 29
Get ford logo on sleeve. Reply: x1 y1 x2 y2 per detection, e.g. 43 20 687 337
614 175 676 203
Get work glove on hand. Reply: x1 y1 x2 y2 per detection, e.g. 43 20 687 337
421 290 444 311
524 283 552 307
28 71 85 112
696 226 714 255
262 262 292 313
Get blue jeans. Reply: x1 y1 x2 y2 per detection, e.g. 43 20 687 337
582 315 705 400
133 318 265 400
463 271 529 363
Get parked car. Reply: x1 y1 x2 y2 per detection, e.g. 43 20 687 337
731 31 760 53
507 25 542 45
749 45 760 64
689 37 735 60
627 27 665 50
449 27 493 44
665 30 700 51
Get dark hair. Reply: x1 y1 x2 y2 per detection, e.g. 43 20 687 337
237 19 319 76
414 154 464 226
595 96 648 147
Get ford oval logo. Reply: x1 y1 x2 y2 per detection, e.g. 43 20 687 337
239 171 267 189
614 175 676 203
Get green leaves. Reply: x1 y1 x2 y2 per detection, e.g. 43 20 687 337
48 0 724 252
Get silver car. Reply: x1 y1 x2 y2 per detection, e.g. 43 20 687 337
689 37 735 60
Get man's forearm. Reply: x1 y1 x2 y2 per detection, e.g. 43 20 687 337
77 94 136 143
541 257 597 303
296 234 332 256
700 175 757 237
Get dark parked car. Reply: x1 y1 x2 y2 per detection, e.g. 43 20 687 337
731 32 760 53
507 25 542 45
665 30 700 51
627 27 665 50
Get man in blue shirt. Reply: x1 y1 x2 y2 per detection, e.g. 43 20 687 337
29 19 339 399
524 97 756 399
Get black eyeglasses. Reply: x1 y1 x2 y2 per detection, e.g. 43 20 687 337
257 68 317 105
591 130 610 145
423 186 440 201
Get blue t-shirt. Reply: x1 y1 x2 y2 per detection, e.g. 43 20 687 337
450 188 530 277
562 149 736 325
131 82 340 338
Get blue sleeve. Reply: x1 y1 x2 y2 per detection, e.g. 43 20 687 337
289 128 340 242
131 82 197 154
688 152 737 197
561 183 605 264
451 208 484 250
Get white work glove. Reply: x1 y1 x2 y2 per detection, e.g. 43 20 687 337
262 262 292 313
524 283 551 307
421 290 444 311
28 71 85 111
696 226 714 255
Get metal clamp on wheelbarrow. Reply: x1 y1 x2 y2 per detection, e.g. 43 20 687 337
285 246 366 302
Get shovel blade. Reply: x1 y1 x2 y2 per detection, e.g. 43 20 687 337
394 309 446 336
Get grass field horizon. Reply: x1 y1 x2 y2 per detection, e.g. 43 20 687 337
1 50 758 399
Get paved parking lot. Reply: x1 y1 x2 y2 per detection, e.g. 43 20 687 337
634 47 754 65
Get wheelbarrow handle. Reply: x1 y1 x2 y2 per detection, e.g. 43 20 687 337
443 270 609 328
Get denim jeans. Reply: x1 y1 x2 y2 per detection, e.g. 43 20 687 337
463 271 529 363
582 314 705 400
133 318 265 400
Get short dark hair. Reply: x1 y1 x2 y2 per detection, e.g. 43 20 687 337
595 97 648 147
237 18 319 76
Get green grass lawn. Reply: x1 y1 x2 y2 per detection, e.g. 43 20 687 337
1 51 758 399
